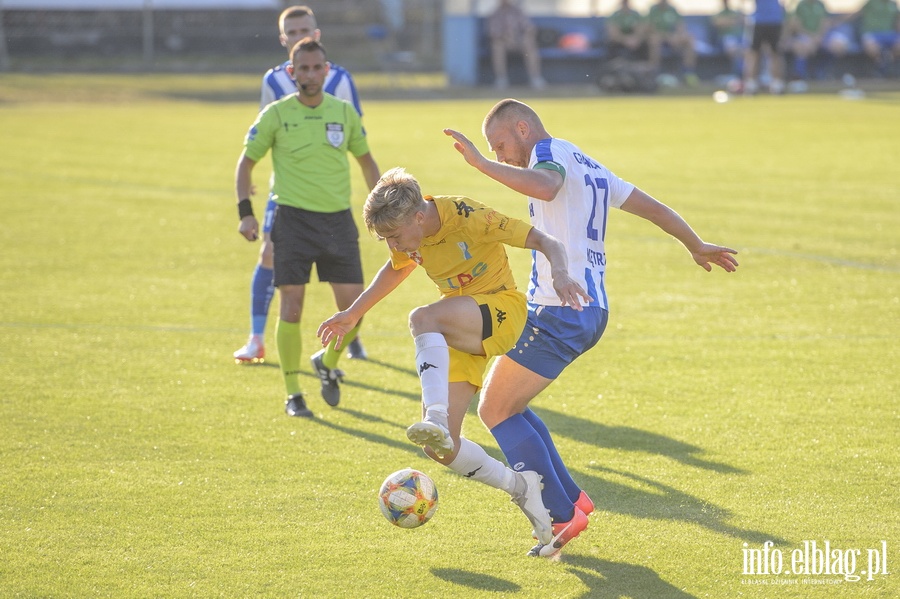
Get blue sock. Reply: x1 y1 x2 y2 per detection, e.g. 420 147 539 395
491 414 574 523
522 408 582 503
250 265 275 336
795 57 808 79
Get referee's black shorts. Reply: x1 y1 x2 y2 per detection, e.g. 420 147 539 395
270 204 364 287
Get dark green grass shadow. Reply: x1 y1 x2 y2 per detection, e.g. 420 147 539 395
582 465 787 545
431 556 699 599
535 406 747 475
459 406 776 543
340 377 420 402
307 410 423 457
333 407 409 430
561 554 699 599
350 357 418 379
236 357 417 380
233 362 420 400
338 357 421 401
292 369 421 402
430 568 520 593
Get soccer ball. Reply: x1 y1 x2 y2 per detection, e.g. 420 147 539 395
378 468 438 528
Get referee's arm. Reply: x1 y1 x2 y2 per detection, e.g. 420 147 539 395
355 152 381 193
235 152 259 241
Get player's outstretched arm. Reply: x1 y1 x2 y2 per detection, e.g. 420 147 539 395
524 228 593 309
443 128 563 201
443 128 489 169
317 259 416 349
687 242 740 272
621 187 738 272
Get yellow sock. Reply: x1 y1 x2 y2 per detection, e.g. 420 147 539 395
321 323 360 370
276 319 302 396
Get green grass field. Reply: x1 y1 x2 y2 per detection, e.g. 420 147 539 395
1 75 898 598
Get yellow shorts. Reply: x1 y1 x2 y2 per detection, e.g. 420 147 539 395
449 288 527 389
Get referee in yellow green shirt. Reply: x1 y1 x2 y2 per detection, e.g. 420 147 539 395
234 38 380 417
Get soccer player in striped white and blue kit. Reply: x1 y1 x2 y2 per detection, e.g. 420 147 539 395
234 5 368 364
445 99 739 557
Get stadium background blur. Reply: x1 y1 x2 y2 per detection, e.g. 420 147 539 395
0 0 869 76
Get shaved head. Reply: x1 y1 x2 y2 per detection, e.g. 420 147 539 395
482 98 544 137
481 98 550 167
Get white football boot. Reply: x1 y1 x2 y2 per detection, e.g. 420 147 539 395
511 470 553 545
234 334 265 363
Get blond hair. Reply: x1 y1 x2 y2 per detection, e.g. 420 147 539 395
363 167 425 236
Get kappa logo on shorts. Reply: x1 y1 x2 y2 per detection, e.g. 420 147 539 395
495 307 507 326
326 123 344 148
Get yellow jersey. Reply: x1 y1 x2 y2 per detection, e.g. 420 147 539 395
389 195 532 298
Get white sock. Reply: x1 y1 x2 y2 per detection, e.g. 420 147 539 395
447 438 518 495
414 333 449 422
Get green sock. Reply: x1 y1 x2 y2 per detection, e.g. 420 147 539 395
276 319 302 396
321 323 361 370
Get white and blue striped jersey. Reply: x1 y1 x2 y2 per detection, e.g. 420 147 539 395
526 138 635 310
259 60 363 115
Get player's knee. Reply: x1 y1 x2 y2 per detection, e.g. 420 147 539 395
278 291 303 322
476 401 492 427
259 241 274 267
408 305 438 336
477 399 506 429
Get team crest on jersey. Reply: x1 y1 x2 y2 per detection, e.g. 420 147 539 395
326 123 344 147
407 250 423 264
457 242 472 260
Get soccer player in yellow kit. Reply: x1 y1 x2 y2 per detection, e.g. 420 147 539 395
317 167 591 549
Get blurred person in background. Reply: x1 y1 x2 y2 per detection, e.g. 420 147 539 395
606 0 649 61
742 0 787 94
712 0 746 81
785 0 852 88
645 0 699 85
843 0 900 76
487 0 547 89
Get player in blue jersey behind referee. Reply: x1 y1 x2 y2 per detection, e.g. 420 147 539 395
234 5 369 366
